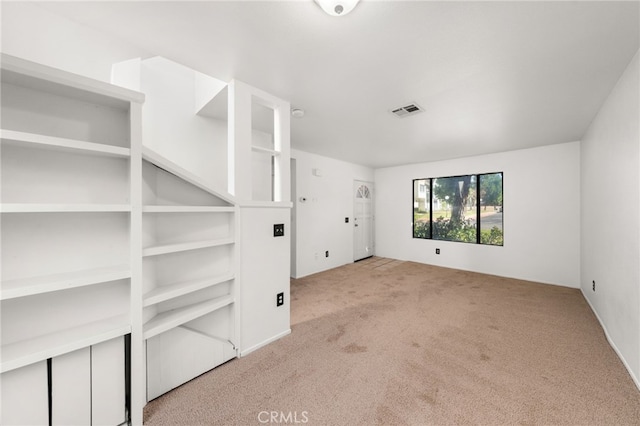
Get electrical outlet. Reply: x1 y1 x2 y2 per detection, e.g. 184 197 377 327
325 251 329 258
436 248 440 255
592 280 596 292
345 217 349 223
276 292 284 307
273 223 284 237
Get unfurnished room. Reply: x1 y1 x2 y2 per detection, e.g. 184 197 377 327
0 1 639 425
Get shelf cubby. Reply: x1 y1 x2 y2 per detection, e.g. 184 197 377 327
0 265 130 301
142 210 234 252
143 295 233 340
1 314 130 374
1 141 130 205
1 54 141 148
142 273 234 308
1 212 130 281
142 238 234 257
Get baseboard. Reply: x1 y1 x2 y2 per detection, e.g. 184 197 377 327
239 329 292 357
580 289 640 392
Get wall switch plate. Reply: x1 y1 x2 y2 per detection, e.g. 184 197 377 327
273 224 284 237
276 292 284 307
436 248 440 254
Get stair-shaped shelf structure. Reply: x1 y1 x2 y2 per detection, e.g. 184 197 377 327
140 146 238 400
3 53 292 426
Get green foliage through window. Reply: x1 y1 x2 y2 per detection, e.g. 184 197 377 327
412 173 503 246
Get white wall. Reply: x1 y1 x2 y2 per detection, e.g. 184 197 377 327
140 58 228 191
112 57 229 191
1 2 149 83
375 142 581 288
291 149 374 278
239 206 291 355
581 50 640 387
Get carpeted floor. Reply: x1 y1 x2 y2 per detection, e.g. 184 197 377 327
144 258 640 425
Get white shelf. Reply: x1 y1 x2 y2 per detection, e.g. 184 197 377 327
1 129 130 158
1 204 131 213
1 53 144 108
143 273 234 307
142 146 235 205
1 265 131 301
251 145 280 156
1 314 131 374
239 201 294 209
142 205 234 213
143 296 234 340
142 238 234 257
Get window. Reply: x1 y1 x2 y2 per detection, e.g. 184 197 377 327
412 172 503 246
478 173 503 245
413 179 431 238
432 175 477 243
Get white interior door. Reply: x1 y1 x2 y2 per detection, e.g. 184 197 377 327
354 180 374 261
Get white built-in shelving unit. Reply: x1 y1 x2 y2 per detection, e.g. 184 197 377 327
2 53 291 426
1 53 143 425
140 146 238 400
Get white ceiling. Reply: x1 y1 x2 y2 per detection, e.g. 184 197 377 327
35 1 639 168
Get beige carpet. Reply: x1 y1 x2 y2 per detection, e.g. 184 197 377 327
144 258 640 425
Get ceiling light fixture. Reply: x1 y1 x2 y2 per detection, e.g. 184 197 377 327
291 108 305 118
314 0 360 17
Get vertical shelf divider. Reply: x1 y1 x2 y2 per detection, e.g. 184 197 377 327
129 101 144 426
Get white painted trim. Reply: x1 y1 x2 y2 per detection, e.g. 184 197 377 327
581 289 640 392
239 329 291 357
238 201 293 209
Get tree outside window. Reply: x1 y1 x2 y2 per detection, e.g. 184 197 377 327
412 172 503 246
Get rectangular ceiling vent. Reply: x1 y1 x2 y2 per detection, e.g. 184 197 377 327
391 102 424 118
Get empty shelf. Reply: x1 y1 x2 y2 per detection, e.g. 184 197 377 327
1 314 130 373
142 205 235 213
143 273 234 307
142 238 234 257
1 265 131 300
1 204 131 213
1 129 130 158
143 296 234 340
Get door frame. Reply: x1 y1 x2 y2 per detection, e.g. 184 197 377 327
353 180 374 261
